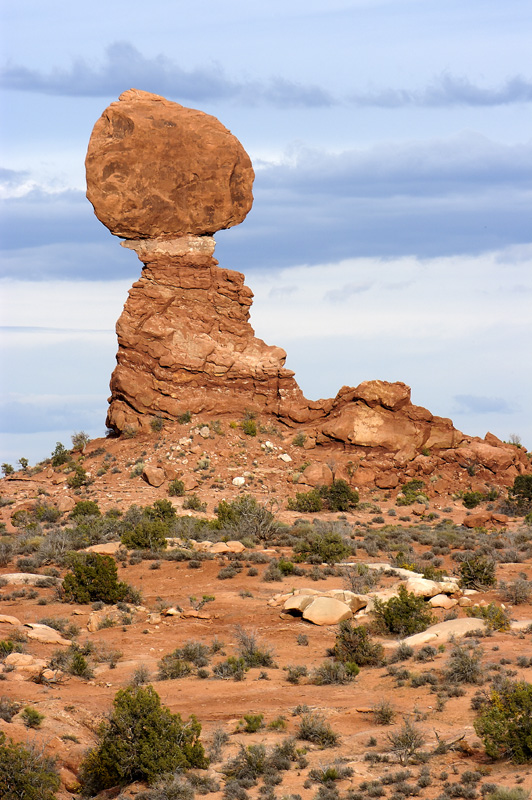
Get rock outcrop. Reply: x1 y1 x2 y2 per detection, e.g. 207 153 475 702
85 90 528 483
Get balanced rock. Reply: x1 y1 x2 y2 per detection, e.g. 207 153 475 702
85 91 528 487
86 89 254 238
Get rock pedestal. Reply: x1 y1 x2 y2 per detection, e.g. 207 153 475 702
86 90 528 482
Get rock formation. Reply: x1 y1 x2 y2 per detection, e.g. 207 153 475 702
85 89 527 483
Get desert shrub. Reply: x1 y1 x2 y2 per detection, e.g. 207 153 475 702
474 680 532 762
224 742 267 781
34 502 61 522
459 556 497 590
136 773 194 799
389 642 414 663
67 463 89 488
373 700 396 725
308 764 353 784
237 713 264 733
157 653 192 680
510 474 532 502
444 642 484 685
21 705 44 728
286 665 308 684
485 790 530 800
387 719 426 764
467 603 511 632
293 530 351 564
235 626 275 667
213 656 247 680
287 489 323 513
0 732 60 800
373 585 435 637
311 660 359 684
0 542 13 566
62 552 130 604
168 479 185 497
319 480 359 511
297 712 338 747
183 494 207 512
71 500 101 519
121 519 169 550
343 563 379 593
215 495 277 540
0 639 24 659
329 621 385 666
0 696 20 721
1 463 14 476
462 492 485 509
396 480 427 506
499 577 532 605
79 685 207 794
51 441 71 467
241 417 257 436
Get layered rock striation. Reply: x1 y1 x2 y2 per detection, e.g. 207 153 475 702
86 90 527 482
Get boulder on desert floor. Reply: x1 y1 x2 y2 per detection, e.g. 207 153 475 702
0 573 54 585
302 597 353 626
24 623 71 645
428 594 458 609
383 617 488 648
0 614 21 625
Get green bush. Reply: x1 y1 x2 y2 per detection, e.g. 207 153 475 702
70 500 101 519
297 712 339 747
329 622 385 667
51 441 71 467
462 491 486 509
396 479 428 506
1 463 14 476
62 552 130 604
319 479 359 511
474 681 532 762
444 642 483 684
467 602 510 632
287 489 323 513
215 494 276 540
121 519 169 550
0 732 60 800
168 479 185 497
293 530 351 564
21 706 44 728
79 685 207 794
241 418 257 436
459 556 497 589
67 463 89 488
373 584 435 637
310 660 359 684
183 494 207 512
510 474 532 502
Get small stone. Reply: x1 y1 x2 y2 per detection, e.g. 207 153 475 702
232 476 246 487
199 426 210 439
278 454 292 463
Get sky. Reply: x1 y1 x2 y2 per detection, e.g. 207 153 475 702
0 0 531 467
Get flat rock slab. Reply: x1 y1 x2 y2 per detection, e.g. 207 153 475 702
381 618 488 648
85 542 122 554
0 573 49 585
0 614 22 625
24 623 71 645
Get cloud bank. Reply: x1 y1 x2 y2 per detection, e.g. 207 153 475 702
1 42 530 109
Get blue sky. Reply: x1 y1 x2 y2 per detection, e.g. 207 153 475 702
1 0 531 466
